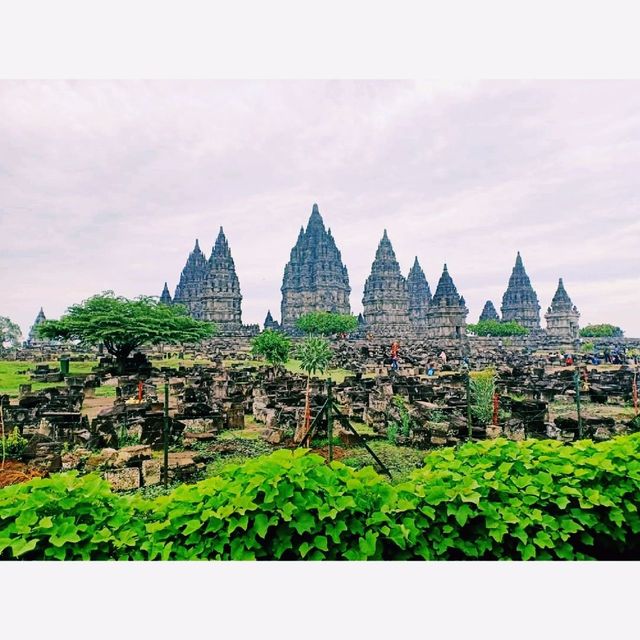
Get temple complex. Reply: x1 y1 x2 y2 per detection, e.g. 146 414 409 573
362 231 411 335
501 252 541 330
169 229 255 335
545 278 580 340
280 204 351 331
479 300 500 322
149 203 595 342
407 257 431 330
426 265 468 340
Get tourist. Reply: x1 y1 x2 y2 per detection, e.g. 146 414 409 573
390 341 399 371
439 350 447 364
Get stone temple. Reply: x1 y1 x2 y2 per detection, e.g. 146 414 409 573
545 278 580 340
501 252 541 330
280 204 351 331
362 230 411 335
479 300 500 322
168 228 256 335
27 307 48 346
407 257 431 330
426 265 468 340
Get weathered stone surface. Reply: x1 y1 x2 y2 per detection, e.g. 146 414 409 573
104 467 140 491
141 459 162 486
281 204 351 330
115 444 153 467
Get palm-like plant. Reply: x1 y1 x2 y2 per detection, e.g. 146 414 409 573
294 337 333 444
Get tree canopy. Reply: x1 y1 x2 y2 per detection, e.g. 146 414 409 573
37 292 216 363
296 336 333 377
295 311 358 336
579 324 624 338
251 329 292 367
467 320 529 337
0 317 22 353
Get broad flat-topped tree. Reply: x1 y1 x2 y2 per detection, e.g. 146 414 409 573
37 291 216 365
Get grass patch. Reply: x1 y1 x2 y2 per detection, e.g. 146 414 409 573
0 360 98 396
94 386 117 398
342 442 426 483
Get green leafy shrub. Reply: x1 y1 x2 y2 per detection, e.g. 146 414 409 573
251 330 292 366
393 435 640 560
467 320 529 337
469 369 496 425
579 324 624 338
1 435 639 560
139 449 395 560
295 311 358 336
0 473 143 559
1 427 28 459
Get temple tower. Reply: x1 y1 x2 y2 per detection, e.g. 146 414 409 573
159 282 172 305
407 256 431 330
27 307 48 345
426 265 468 339
173 239 208 318
501 252 541 330
362 230 411 335
280 204 351 331
264 310 280 331
479 300 500 322
545 278 580 340
199 227 243 330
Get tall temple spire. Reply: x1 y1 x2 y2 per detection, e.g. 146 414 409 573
407 257 431 330
501 252 541 330
545 277 580 339
426 264 468 339
362 230 410 335
27 307 48 345
159 282 172 305
280 203 351 330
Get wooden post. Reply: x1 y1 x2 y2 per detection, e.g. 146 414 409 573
163 377 169 486
574 367 583 439
327 380 333 463
465 369 473 441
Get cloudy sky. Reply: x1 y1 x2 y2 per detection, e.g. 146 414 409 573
1 80 638 338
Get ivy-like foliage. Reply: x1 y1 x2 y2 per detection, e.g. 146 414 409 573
1 434 639 560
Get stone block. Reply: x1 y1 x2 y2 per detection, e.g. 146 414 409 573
104 467 140 491
115 444 153 467
141 459 162 486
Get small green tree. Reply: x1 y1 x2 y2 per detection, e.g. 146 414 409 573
469 369 496 425
37 292 215 367
251 330 292 367
467 320 529 337
580 324 624 338
294 337 333 443
296 311 358 336
0 317 22 353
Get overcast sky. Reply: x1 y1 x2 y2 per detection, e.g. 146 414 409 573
1 80 638 338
